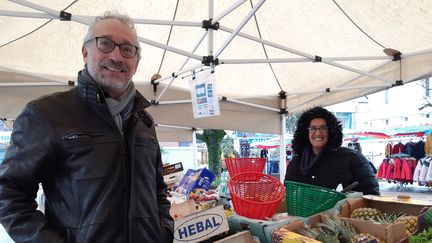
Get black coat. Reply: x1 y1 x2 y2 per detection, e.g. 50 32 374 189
0 75 173 242
285 147 380 195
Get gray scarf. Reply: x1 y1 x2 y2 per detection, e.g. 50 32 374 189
105 82 136 132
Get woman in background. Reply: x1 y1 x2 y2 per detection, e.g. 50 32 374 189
284 106 380 195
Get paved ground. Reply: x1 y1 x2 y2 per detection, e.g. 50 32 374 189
379 180 432 201
0 181 430 242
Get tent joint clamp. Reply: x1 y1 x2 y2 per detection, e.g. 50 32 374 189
393 53 402 61
392 80 403 87
60 11 71 21
202 55 219 66
202 19 219 30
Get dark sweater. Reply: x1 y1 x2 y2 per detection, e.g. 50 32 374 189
285 147 380 195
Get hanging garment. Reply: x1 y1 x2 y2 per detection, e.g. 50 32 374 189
413 140 426 160
377 159 389 179
419 159 430 183
413 159 424 182
393 157 403 180
385 143 392 157
400 158 415 182
404 142 415 158
385 158 395 180
425 134 432 155
392 142 405 155
426 160 432 182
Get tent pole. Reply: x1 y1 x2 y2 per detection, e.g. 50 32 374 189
218 25 392 84
0 66 71 85
213 0 247 22
214 0 266 59
0 82 68 87
208 0 214 58
155 33 208 102
192 129 198 169
402 49 432 58
225 98 280 112
220 56 391 64
290 60 393 110
0 10 53 19
279 114 286 182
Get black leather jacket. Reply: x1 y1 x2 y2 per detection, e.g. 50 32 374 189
0 74 174 243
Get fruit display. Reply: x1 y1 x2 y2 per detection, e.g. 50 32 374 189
350 207 419 235
395 215 418 234
350 207 383 221
287 214 357 243
272 228 321 243
188 188 219 210
352 233 385 243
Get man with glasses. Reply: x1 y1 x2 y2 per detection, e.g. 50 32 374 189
0 12 174 242
284 106 380 195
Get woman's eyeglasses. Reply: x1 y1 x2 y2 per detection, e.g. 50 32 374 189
307 126 329 133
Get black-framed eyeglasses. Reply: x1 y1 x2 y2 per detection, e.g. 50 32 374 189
86 36 139 58
307 126 329 133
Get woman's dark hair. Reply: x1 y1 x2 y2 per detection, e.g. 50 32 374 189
291 106 343 154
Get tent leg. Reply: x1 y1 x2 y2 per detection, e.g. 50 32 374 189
279 114 286 182
192 129 198 169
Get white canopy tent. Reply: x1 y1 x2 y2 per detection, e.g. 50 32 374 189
1 0 432 180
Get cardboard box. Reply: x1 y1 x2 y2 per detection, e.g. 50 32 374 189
272 227 321 243
170 199 198 219
164 171 183 185
173 205 229 243
339 196 429 217
163 162 184 188
214 230 254 243
337 196 427 243
175 168 215 195
228 213 303 243
163 162 184 175
275 213 408 243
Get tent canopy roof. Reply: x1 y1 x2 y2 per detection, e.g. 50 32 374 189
1 0 432 137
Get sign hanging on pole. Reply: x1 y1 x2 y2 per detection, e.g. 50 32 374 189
189 70 220 118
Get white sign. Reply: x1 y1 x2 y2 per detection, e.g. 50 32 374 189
189 70 220 118
173 205 229 242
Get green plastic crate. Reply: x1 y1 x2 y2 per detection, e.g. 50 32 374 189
285 181 346 217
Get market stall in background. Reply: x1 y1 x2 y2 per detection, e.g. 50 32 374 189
164 155 432 242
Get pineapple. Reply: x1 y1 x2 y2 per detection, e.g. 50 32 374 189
372 212 418 234
395 215 418 234
374 212 406 224
352 233 385 243
315 214 357 243
350 207 383 221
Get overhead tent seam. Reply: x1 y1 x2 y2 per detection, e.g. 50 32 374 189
3 0 432 180
0 0 78 48
2 0 414 100
248 0 283 91
332 0 386 49
3 1 401 86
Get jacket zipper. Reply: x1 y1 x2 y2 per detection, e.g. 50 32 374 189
122 117 136 243
119 129 129 243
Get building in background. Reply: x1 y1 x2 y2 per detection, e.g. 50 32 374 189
327 78 431 166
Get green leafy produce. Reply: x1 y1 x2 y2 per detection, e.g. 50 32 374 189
409 226 432 243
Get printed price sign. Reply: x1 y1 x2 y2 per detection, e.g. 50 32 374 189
189 70 220 118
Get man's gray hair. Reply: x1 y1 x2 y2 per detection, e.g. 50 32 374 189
83 11 141 59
